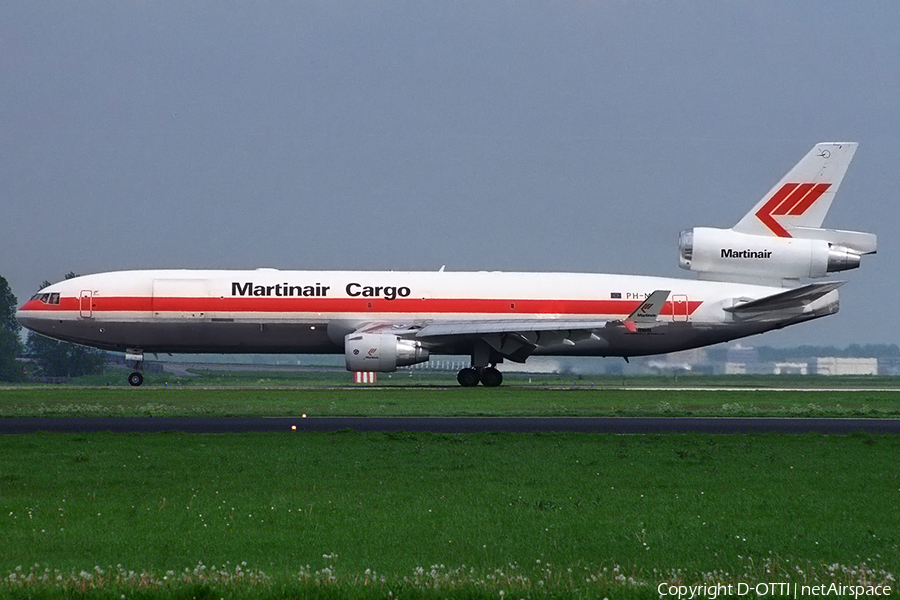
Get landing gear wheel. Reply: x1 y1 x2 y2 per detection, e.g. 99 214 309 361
457 367 481 387
128 372 144 387
480 367 503 387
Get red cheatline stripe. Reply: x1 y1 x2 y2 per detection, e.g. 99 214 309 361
786 182 830 216
773 182 816 216
22 296 703 317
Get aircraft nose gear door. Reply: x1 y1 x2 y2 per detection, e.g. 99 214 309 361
79 290 93 318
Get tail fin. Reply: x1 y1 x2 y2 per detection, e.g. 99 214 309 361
733 142 858 238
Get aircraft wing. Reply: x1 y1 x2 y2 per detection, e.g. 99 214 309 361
413 319 609 363
408 290 673 362
413 289 670 337
724 281 844 315
415 319 609 338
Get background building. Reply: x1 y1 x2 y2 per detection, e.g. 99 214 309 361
814 357 878 376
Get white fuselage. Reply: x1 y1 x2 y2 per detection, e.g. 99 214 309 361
15 269 839 358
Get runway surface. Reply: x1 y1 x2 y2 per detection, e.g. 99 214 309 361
2 416 899 434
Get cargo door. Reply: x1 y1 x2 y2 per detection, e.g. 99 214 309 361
152 279 209 319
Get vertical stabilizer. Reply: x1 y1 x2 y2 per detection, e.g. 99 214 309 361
733 142 857 237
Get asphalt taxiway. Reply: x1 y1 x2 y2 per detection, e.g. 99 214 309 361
1 416 899 434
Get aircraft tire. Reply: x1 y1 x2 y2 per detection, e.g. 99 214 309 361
480 367 503 387
457 368 480 387
128 372 144 387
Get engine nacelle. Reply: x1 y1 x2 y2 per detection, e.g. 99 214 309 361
344 332 430 372
679 227 861 280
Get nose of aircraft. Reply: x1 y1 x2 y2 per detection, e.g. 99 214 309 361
16 305 34 331
16 300 49 335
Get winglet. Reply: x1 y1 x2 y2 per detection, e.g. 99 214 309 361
623 290 671 331
627 290 671 322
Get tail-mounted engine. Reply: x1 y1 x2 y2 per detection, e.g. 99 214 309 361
678 227 875 281
344 332 430 372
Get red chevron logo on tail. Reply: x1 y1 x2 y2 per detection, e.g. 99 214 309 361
755 182 831 237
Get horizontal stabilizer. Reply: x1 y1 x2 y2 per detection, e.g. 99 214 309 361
724 281 844 315
788 227 877 255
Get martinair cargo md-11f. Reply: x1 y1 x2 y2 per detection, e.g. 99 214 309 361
17 142 877 386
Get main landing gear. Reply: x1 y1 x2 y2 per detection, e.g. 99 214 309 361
457 340 504 387
456 366 503 387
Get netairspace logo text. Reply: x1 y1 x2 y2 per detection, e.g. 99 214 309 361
657 582 892 599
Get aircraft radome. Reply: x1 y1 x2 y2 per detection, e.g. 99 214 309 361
17 142 876 387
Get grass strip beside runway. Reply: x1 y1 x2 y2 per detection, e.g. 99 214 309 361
0 432 897 598
2 385 900 418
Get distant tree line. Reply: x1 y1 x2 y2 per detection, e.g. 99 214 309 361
25 331 107 378
0 275 26 382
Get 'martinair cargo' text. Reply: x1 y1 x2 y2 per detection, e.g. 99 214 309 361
231 281 413 300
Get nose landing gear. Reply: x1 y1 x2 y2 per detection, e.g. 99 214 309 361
126 349 144 386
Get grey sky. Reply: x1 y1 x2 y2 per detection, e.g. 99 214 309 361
2 2 897 347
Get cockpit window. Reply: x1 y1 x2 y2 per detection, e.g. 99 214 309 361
29 292 61 305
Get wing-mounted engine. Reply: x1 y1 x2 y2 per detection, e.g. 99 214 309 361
678 227 874 281
344 332 430 372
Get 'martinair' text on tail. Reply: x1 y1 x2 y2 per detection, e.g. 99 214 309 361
678 142 877 284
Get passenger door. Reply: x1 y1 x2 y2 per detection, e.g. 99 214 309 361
79 290 93 318
671 294 689 322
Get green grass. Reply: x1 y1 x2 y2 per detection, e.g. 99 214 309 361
2 375 898 597
2 384 900 418
0 432 897 599
58 366 900 389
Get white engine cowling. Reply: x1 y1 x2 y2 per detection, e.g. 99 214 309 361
344 332 430 372
679 227 861 280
